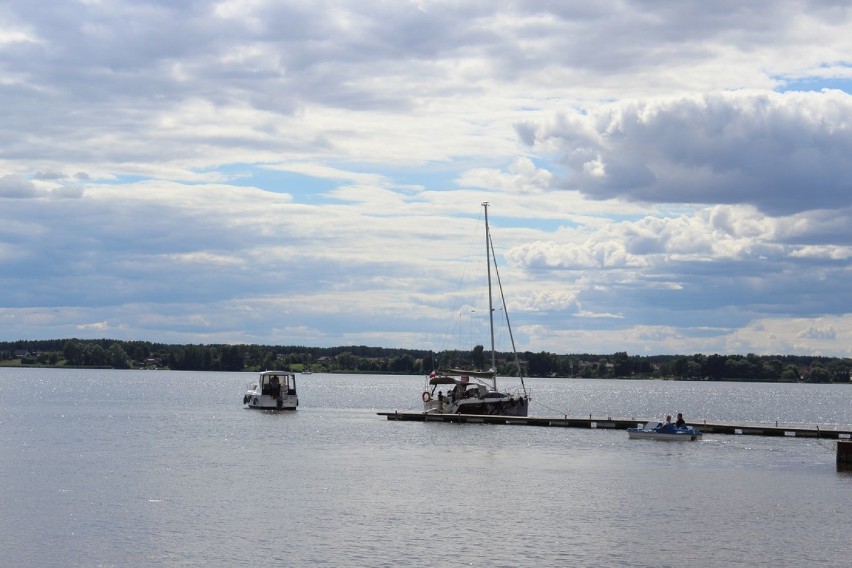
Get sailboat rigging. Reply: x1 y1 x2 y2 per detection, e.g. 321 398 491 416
422 202 530 416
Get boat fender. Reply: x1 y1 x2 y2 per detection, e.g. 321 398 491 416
243 394 249 405
422 391 431 403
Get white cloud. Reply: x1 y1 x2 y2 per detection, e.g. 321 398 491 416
76 321 109 331
510 289 578 313
457 157 554 194
798 325 837 340
508 239 647 270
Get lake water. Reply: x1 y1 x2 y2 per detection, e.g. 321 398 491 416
1 368 850 567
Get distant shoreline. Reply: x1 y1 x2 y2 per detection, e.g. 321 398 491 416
2 338 850 383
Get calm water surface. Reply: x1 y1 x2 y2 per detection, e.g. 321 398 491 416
1 368 850 567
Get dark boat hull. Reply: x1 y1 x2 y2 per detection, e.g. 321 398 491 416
455 397 529 417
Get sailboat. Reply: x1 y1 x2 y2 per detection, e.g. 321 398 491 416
421 202 530 416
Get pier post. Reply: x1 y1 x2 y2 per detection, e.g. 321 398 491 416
837 440 852 471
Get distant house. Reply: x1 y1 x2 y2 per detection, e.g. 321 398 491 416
14 349 29 358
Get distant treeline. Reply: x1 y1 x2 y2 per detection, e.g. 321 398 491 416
1 339 850 383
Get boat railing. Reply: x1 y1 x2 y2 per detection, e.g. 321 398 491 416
503 385 530 399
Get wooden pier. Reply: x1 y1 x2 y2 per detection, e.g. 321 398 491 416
377 411 852 439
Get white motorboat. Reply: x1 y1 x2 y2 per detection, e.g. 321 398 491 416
627 421 702 441
421 202 530 417
243 370 298 410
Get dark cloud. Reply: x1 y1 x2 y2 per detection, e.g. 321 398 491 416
0 174 45 198
33 171 66 180
534 91 852 215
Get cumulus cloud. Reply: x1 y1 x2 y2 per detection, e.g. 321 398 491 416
509 289 578 312
527 91 852 215
0 175 46 198
507 205 776 272
508 239 647 270
798 325 837 340
457 158 554 194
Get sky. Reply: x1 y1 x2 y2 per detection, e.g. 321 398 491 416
2 1 852 357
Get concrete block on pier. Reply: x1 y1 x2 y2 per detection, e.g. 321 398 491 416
837 440 852 471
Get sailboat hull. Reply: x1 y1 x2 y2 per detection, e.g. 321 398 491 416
456 398 528 416
425 394 529 417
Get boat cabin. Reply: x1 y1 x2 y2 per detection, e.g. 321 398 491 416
244 370 299 410
426 373 490 402
258 371 296 397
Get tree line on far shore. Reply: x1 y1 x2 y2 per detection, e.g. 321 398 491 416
1 338 850 383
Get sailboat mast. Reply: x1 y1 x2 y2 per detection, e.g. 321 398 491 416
483 202 497 388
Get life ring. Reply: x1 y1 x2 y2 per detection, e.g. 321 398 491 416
422 391 431 403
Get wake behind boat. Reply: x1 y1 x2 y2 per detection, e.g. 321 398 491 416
421 202 530 417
